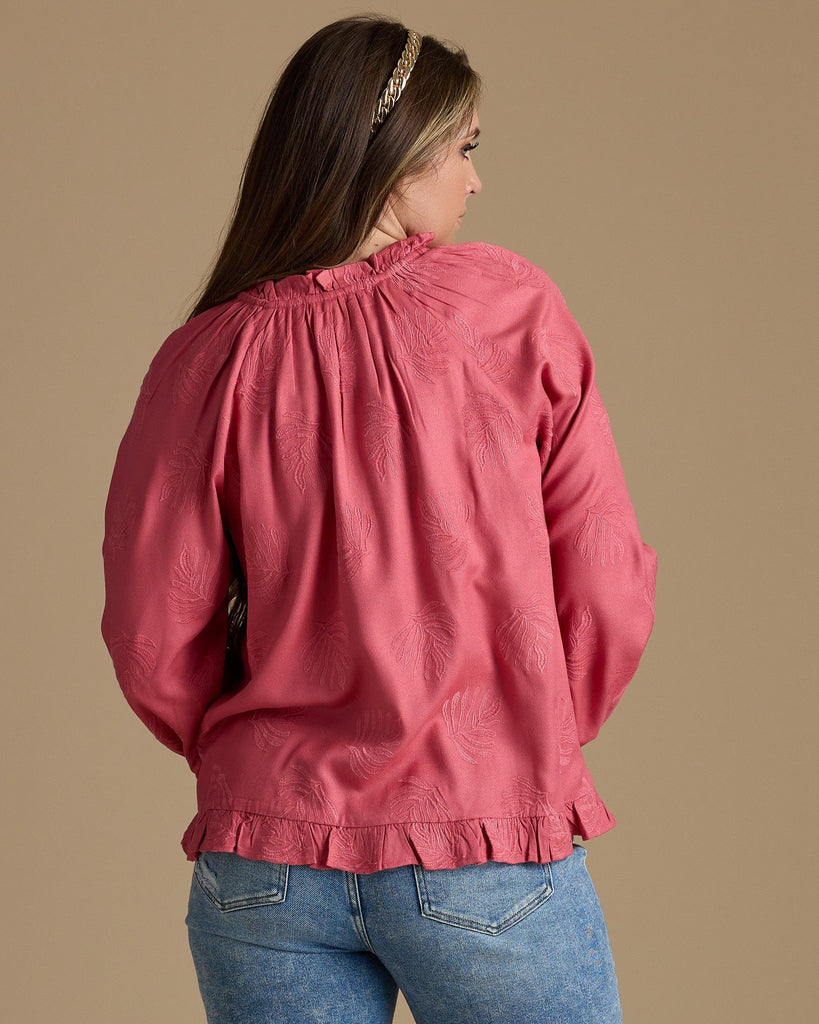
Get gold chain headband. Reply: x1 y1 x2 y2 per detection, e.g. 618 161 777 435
371 30 422 133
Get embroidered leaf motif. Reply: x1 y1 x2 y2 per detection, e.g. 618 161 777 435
557 697 577 769
346 710 401 778
339 502 372 579
103 488 139 557
588 383 614 446
248 524 289 600
573 493 626 566
524 493 551 558
388 776 451 821
503 777 565 834
172 342 226 406
317 324 357 393
408 822 468 866
256 818 307 862
276 412 330 492
131 362 162 434
441 687 501 764
330 826 384 871
301 610 350 691
277 765 338 822
392 601 456 682
475 243 544 287
363 400 408 480
496 595 554 672
531 328 583 397
109 633 157 697
391 259 444 296
463 392 523 468
565 607 597 683
420 492 472 569
160 436 210 512
236 334 288 414
392 308 448 382
205 767 234 807
247 630 274 668
249 708 303 751
503 776 552 815
168 544 219 622
451 312 512 384
571 772 609 833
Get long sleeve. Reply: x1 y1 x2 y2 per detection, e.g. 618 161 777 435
100 328 236 773
538 283 657 745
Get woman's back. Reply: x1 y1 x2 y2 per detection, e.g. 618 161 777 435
101 230 656 873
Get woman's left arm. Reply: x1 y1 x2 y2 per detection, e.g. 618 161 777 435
100 341 234 774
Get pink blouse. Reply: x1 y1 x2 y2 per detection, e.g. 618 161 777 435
101 232 657 873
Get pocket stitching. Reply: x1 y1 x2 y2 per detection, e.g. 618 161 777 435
193 853 289 913
413 862 554 935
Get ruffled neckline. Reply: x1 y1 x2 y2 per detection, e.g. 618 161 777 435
238 231 436 305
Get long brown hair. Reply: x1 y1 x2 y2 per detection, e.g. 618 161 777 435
184 13 482 323
193 15 482 688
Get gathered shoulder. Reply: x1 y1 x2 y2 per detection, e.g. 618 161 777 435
433 239 562 298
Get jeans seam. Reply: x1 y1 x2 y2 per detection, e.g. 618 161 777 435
345 871 376 953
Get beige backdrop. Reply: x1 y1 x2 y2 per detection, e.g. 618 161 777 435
2 1 816 1021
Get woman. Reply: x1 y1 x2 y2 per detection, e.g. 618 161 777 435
101 14 657 1024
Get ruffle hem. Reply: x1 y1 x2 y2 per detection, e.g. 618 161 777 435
181 795 616 874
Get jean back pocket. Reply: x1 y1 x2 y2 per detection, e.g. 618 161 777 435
193 851 289 913
413 859 554 935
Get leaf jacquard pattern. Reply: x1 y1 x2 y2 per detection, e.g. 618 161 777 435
109 633 157 698
463 392 523 469
565 606 597 683
249 708 303 751
276 412 331 492
391 308 448 382
392 601 457 682
588 383 614 446
474 243 544 287
339 502 372 579
103 488 139 557
236 334 289 415
450 311 512 384
205 767 234 808
496 596 555 673
346 710 401 779
301 610 350 692
503 776 552 815
573 493 626 566
557 697 577 769
172 342 226 406
531 329 583 397
524 492 551 559
420 492 472 569
159 436 210 512
441 688 501 764
277 765 338 822
317 325 357 393
168 544 219 622
331 826 384 871
503 777 565 832
390 257 444 296
247 524 290 601
388 776 451 821
363 400 408 480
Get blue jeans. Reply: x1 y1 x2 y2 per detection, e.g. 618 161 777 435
185 843 622 1023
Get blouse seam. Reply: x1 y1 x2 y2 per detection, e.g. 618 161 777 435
199 808 582 829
